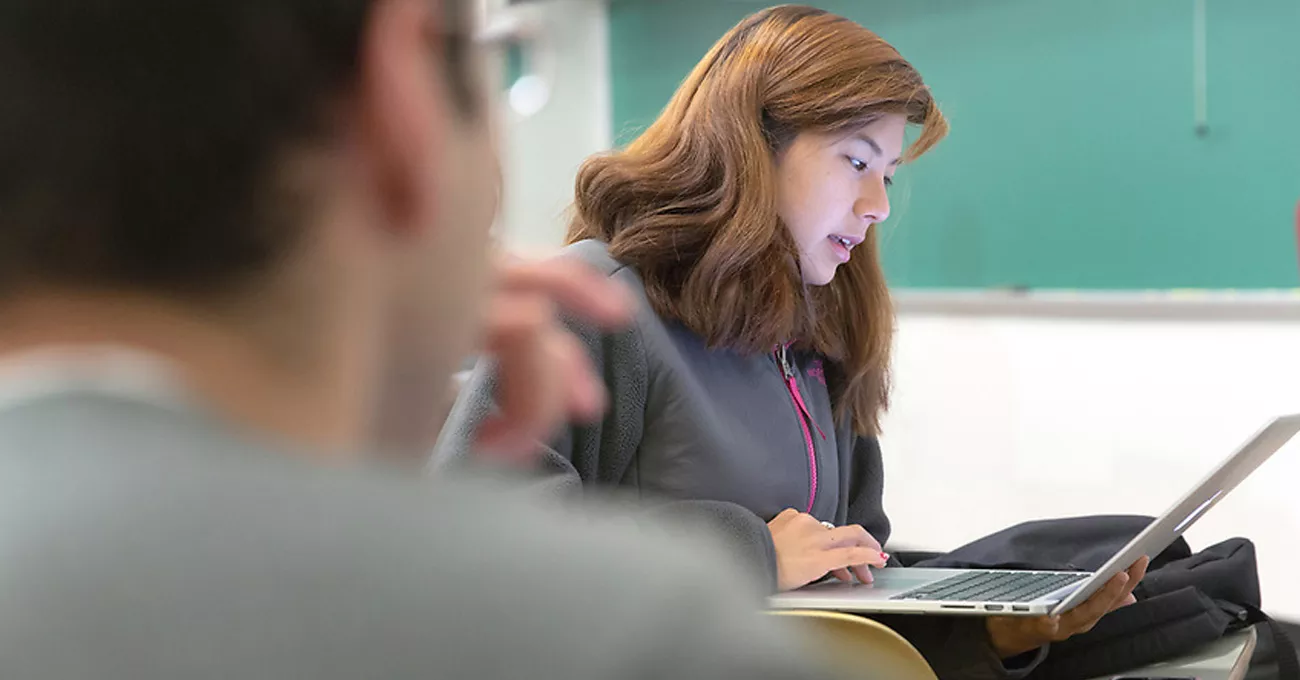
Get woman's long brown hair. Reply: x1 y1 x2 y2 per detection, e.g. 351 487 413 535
568 5 948 436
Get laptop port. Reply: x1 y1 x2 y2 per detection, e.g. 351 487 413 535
985 605 1003 612
1012 605 1029 612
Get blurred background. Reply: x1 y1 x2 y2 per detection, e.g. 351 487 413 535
482 0 1300 620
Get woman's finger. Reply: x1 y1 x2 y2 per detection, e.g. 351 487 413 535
1060 572 1129 633
819 547 886 576
826 524 883 552
1098 558 1147 615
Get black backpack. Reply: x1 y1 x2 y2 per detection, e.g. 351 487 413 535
905 515 1299 680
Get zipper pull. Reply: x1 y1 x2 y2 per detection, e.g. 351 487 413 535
777 345 795 379
778 346 827 441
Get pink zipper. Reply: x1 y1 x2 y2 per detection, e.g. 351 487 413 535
776 345 826 514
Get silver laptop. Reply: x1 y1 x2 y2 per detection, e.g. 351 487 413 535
769 414 1300 617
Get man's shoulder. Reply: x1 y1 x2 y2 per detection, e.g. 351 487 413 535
0 391 734 583
0 395 826 680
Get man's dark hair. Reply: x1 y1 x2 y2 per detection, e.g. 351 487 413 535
0 0 469 300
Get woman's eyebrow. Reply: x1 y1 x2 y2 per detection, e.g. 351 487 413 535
851 134 902 166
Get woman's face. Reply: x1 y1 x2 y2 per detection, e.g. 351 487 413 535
775 114 906 286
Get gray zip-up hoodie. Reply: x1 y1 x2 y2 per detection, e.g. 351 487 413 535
438 239 1046 680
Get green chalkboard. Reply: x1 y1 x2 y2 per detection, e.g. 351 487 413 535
610 0 1300 289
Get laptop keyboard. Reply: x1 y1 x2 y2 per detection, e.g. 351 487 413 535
890 571 1090 603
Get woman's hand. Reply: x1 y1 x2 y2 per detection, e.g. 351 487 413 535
768 508 889 591
985 556 1150 658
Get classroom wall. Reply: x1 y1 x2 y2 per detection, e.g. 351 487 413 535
609 0 1300 289
495 0 609 254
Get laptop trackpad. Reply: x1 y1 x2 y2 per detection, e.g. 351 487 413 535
798 568 965 597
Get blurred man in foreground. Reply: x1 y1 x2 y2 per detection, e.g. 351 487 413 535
0 1 831 678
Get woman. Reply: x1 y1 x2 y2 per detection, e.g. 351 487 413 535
446 6 1142 678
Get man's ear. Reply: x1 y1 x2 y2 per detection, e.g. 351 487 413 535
356 0 443 235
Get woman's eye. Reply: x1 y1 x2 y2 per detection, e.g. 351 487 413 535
884 176 894 188
847 157 868 172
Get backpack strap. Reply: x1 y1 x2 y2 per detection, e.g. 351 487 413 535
1242 603 1300 680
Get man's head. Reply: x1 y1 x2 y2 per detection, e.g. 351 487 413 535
0 0 499 454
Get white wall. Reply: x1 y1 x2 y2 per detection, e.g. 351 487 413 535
495 0 610 253
880 304 1300 620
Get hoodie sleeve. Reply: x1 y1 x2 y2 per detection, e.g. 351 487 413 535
434 309 782 591
842 435 891 545
844 437 1048 679
644 499 779 592
430 306 646 482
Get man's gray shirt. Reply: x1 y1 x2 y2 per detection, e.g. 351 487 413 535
0 388 832 679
